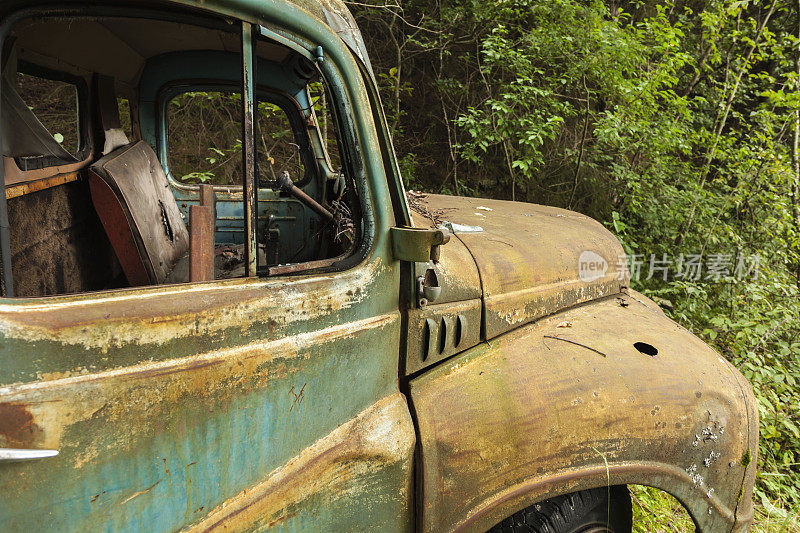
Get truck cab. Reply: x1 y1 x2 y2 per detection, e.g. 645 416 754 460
0 1 757 531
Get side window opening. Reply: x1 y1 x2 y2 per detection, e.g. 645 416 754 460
167 91 244 186
2 63 89 174
251 65 358 276
15 70 80 156
0 13 363 299
166 91 307 187
257 100 304 185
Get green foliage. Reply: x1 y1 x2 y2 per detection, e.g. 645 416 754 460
167 91 304 185
632 484 800 531
630 485 695 532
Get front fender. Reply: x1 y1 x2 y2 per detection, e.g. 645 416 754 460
409 292 758 533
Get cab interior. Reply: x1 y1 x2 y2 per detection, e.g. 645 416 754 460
1 13 358 298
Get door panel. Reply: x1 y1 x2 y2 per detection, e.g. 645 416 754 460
189 393 414 531
0 261 411 531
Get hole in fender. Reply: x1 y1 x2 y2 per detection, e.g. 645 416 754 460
438 317 448 354
634 341 658 356
423 267 439 288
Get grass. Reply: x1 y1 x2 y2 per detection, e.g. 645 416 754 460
630 485 800 532
631 486 695 532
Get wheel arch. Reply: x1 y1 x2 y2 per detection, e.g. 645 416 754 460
458 465 709 532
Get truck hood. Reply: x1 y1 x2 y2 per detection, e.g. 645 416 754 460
410 194 628 339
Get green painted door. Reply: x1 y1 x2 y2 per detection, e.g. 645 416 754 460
0 258 413 530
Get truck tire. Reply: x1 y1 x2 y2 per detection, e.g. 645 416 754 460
488 486 632 533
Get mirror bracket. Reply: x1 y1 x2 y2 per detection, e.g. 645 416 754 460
390 226 451 263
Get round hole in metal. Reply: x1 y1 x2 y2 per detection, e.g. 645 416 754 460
634 342 658 356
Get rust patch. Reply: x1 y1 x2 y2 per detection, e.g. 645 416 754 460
288 383 306 412
409 211 482 305
0 402 41 447
405 298 482 375
415 194 627 339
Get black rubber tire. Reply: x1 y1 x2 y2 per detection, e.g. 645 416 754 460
488 486 632 533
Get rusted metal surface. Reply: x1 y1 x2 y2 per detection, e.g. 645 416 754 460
0 313 408 529
240 22 257 276
4 171 79 199
0 254 410 530
199 184 217 280
413 194 627 340
199 184 216 224
403 209 484 374
265 252 350 276
189 205 214 282
390 226 450 264
189 393 415 531
409 293 758 532
0 254 389 374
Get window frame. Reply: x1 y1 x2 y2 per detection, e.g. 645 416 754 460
0 5 379 299
13 60 92 168
157 80 316 191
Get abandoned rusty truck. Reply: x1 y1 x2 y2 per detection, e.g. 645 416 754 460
0 0 758 531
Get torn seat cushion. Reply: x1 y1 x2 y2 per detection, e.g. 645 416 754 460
89 140 189 285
